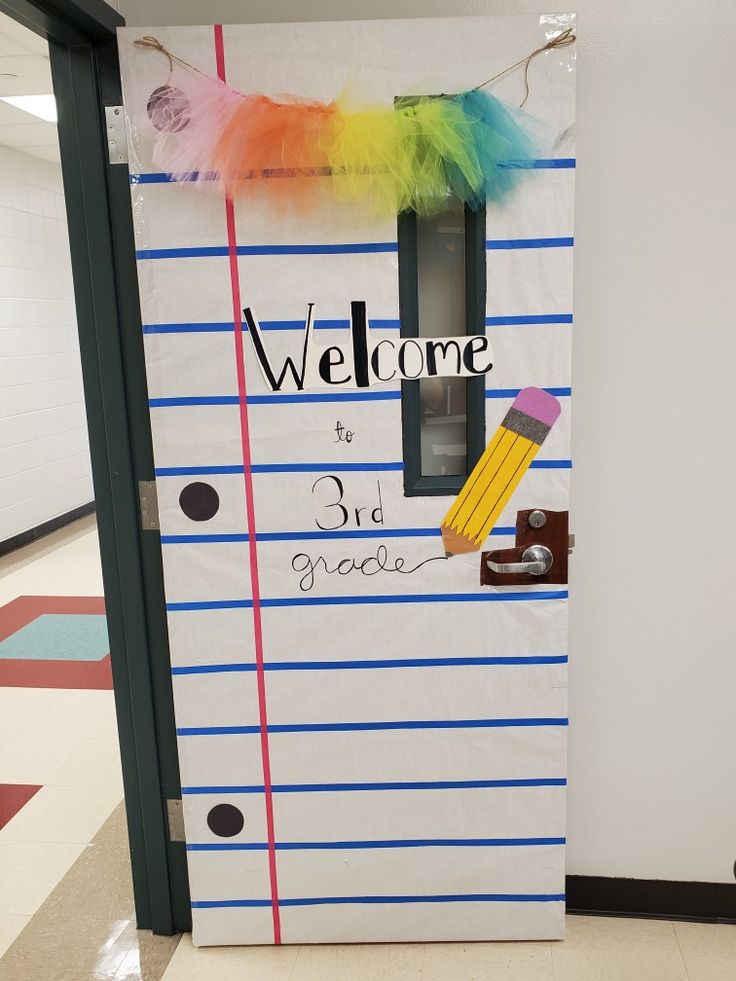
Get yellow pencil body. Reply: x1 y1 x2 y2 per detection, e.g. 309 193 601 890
440 387 561 556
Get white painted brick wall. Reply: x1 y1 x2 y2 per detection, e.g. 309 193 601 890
0 144 93 543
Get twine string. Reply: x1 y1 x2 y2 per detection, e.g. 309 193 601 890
133 36 207 79
473 27 576 107
135 27 576 108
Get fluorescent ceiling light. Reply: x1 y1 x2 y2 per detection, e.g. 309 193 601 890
0 94 57 123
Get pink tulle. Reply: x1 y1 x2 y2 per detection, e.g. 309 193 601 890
143 68 541 215
150 70 242 184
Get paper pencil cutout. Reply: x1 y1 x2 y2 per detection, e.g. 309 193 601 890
441 387 561 556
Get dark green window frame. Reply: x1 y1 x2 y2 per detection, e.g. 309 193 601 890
398 202 487 497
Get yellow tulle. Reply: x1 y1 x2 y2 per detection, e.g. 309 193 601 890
327 103 403 214
152 73 540 215
326 97 486 215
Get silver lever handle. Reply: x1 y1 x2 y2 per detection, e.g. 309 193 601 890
486 544 553 577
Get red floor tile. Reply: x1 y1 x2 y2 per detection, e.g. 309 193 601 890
0 654 113 689
0 783 42 830
0 596 106 642
0 596 111 689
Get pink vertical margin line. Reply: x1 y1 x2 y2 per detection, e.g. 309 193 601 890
214 24 282 945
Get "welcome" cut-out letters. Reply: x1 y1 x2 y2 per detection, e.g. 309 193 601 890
244 301 494 393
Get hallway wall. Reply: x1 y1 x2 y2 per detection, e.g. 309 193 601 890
0 144 93 546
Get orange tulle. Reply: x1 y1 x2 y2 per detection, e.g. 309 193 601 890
146 68 541 215
211 94 339 207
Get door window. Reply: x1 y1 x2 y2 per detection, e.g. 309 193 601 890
398 196 487 496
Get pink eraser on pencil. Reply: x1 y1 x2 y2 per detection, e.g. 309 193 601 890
500 386 561 444
512 386 562 427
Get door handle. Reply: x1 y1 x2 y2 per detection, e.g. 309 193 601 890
485 544 553 577
481 510 570 586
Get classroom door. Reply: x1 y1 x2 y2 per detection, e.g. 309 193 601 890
119 13 575 946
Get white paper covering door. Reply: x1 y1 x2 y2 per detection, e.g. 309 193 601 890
118 14 576 947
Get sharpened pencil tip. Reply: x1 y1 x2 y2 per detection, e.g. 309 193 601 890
444 551 453 558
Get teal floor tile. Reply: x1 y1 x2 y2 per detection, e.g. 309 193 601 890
0 614 110 661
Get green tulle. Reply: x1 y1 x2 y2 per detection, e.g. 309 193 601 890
155 71 542 215
327 90 539 215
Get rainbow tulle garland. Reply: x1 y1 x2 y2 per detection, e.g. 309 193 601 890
145 68 541 215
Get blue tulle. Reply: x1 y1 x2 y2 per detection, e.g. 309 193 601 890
447 90 539 209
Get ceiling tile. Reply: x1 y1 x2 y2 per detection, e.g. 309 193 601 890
0 120 58 147
0 99 36 125
23 144 60 164
0 32 29 58
0 55 53 96
0 13 49 57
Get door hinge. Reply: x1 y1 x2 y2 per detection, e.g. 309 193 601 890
167 798 185 842
138 480 159 531
105 105 128 164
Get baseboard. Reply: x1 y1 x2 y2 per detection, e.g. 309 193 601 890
566 875 736 923
0 501 96 559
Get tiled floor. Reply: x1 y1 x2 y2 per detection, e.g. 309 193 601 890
2 797 735 981
0 783 41 828
0 516 123 957
0 803 179 981
1 517 735 979
158 916 736 980
0 515 105 605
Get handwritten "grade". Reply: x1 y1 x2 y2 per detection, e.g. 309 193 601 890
291 544 446 592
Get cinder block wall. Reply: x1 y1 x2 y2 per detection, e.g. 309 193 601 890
0 144 92 544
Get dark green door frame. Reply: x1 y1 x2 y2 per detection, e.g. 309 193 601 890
0 0 190 934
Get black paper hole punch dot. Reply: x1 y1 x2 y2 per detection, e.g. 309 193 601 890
207 803 245 838
179 481 220 521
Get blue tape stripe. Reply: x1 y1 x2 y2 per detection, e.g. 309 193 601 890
264 526 459 540
256 318 401 331
177 717 569 736
137 246 228 259
531 459 572 469
143 322 234 334
366 319 402 329
486 236 573 250
166 591 567 611
192 893 565 908
248 390 399 404
155 465 244 476
154 460 570 476
181 777 567 794
486 314 573 326
172 655 567 675
136 237 573 260
160 526 514 544
142 314 571 334
503 158 575 169
187 836 566 851
150 396 238 407
252 462 405 473
149 387 571 408
486 387 571 399
130 159 575 184
260 591 567 608
167 599 254 611
136 242 398 260
130 171 177 183
149 391 402 407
